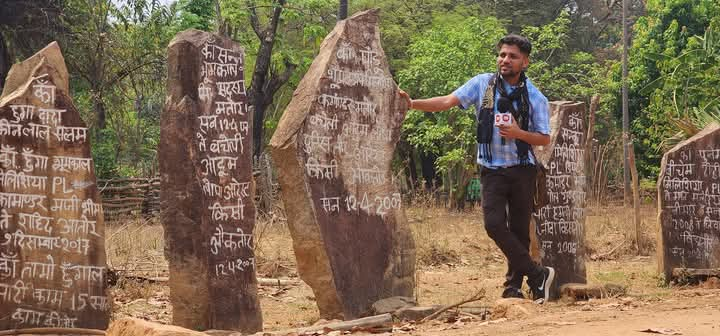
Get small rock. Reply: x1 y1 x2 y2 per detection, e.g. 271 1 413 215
394 306 442 321
492 298 536 319
370 296 417 315
701 277 720 289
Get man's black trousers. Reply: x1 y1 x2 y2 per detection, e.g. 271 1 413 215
480 165 541 289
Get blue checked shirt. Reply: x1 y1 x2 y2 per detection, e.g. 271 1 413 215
453 73 550 169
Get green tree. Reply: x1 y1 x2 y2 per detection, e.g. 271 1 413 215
352 0 485 71
399 16 506 208
221 0 336 158
0 0 66 90
172 0 216 31
62 0 174 177
628 0 720 176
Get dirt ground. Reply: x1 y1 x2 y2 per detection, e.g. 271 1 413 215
106 203 720 335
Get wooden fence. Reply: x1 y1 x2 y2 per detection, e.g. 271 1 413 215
99 155 281 221
98 177 160 221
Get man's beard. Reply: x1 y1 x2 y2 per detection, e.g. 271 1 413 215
499 68 518 78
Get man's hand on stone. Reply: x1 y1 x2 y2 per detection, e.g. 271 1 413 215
398 89 412 109
499 115 523 140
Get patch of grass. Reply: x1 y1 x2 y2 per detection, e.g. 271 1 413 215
418 240 461 266
584 205 658 258
105 216 166 277
594 270 629 284
253 209 297 278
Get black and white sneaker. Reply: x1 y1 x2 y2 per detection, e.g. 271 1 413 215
501 287 525 299
530 266 555 304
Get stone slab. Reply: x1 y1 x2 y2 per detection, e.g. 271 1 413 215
530 101 588 299
658 122 720 281
160 29 261 332
269 9 415 319
0 42 109 329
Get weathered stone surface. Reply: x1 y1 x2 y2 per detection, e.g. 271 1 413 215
160 29 261 332
269 9 415 319
107 318 207 336
530 101 588 299
0 42 109 329
1 44 69 100
658 122 720 281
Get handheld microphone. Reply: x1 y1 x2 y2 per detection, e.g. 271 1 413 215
497 97 513 115
496 97 513 145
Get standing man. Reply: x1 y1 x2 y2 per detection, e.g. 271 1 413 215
399 34 555 303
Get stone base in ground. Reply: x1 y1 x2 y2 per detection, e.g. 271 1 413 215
107 318 208 336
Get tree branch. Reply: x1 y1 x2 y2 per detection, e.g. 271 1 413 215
268 0 286 40
419 289 486 323
102 59 163 90
264 59 296 103
245 0 263 39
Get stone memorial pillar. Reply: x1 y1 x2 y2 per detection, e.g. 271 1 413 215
0 42 109 329
269 9 415 319
531 101 588 298
658 122 720 281
160 30 261 332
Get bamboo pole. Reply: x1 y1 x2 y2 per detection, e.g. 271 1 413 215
628 142 641 252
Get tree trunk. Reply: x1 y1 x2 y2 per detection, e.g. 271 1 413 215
585 95 599 201
93 89 106 130
628 142 641 252
0 33 11 92
407 146 418 190
249 36 273 158
247 0 288 160
450 159 474 210
419 152 438 190
214 0 226 36
338 0 348 20
252 98 268 159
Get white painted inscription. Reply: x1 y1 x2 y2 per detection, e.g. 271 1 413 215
196 39 254 278
1 72 107 329
661 135 720 263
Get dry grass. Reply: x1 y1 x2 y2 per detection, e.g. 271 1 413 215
584 204 658 258
105 216 166 278
106 201 672 329
253 211 297 278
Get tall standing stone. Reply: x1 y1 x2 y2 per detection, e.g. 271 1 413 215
269 9 415 319
160 30 261 332
531 101 588 299
658 122 720 280
0 42 109 329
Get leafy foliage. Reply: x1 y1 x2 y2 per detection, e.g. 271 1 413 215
524 10 621 142
628 0 720 176
173 0 217 31
4 0 713 188
398 16 505 206
221 0 337 156
60 0 174 177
